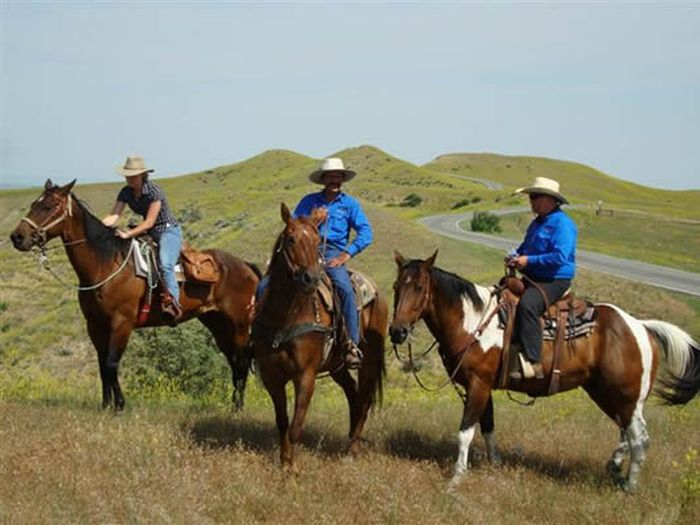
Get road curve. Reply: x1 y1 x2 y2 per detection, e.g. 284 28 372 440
419 211 700 297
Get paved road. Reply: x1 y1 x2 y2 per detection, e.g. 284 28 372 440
419 211 700 297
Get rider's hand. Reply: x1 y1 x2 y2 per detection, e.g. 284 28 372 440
507 255 528 269
327 252 350 268
115 229 131 240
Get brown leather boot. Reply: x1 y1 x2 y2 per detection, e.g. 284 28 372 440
161 294 182 326
509 353 544 380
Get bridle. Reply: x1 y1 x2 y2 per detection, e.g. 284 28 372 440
20 193 74 247
274 226 322 288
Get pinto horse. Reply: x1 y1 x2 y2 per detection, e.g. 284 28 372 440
389 250 700 492
10 179 261 410
252 203 388 470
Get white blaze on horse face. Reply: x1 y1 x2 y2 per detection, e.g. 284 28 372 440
460 285 503 353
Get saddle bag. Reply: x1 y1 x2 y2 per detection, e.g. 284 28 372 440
180 249 219 283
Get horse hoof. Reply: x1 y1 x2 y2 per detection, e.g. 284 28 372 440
447 475 464 493
606 460 623 482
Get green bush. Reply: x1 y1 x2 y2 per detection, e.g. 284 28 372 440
451 199 470 210
400 193 423 207
471 211 502 233
123 323 231 399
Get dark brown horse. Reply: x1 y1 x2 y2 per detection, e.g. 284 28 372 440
10 179 261 410
389 250 700 492
252 203 388 471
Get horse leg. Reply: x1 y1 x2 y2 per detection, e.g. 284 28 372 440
621 410 650 493
330 367 361 454
86 320 112 409
199 312 251 411
449 382 493 488
479 394 501 465
261 371 292 469
105 320 132 411
606 429 629 484
288 368 317 468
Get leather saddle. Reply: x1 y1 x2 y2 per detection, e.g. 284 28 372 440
133 238 219 284
497 273 596 393
317 269 379 314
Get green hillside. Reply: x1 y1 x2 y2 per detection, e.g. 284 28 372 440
426 153 700 220
1 146 699 374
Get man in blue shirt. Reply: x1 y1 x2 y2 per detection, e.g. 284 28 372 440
294 158 373 368
256 158 373 368
506 177 577 379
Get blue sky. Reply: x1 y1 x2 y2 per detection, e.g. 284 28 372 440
2 1 699 190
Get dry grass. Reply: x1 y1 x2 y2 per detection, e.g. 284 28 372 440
1 378 699 524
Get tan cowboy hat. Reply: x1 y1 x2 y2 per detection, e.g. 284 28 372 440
309 157 356 185
515 176 569 204
116 156 154 177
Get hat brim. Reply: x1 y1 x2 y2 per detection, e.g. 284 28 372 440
309 169 356 185
514 186 569 205
117 167 154 177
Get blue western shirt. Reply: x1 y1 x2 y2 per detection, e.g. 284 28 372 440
517 207 577 280
293 191 373 257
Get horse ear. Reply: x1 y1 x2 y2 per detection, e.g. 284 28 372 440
44 179 54 190
58 179 77 195
394 250 406 267
421 249 438 271
280 203 292 224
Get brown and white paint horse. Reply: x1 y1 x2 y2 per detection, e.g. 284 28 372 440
389 250 700 492
10 180 261 410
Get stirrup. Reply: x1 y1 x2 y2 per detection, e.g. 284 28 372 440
509 353 543 380
345 342 364 370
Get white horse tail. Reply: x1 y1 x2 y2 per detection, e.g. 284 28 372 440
642 320 700 405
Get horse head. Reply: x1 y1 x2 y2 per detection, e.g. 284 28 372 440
11 179 76 251
389 249 438 344
275 202 325 294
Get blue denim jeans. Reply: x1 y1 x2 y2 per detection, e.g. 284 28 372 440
255 248 359 343
158 225 183 305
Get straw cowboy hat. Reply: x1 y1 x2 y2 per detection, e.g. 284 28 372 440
309 158 356 185
116 156 154 177
515 176 569 204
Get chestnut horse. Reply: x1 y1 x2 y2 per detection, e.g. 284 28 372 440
10 180 261 410
389 250 700 492
251 204 387 470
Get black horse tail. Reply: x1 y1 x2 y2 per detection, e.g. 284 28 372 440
644 320 700 405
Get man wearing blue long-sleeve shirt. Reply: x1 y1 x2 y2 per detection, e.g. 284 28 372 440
294 158 373 368
507 177 577 380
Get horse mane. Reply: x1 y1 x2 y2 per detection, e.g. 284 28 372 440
403 259 484 311
72 195 131 261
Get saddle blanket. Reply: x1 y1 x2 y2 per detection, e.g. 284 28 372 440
131 239 185 282
318 269 378 312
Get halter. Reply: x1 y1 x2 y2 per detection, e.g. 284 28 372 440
21 193 74 247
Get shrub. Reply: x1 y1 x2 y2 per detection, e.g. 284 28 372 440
123 323 231 399
400 193 423 207
471 211 502 233
451 199 470 210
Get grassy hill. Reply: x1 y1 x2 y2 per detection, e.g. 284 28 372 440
426 152 700 220
1 146 699 522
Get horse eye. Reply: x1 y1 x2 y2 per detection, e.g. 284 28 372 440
416 285 423 292
284 236 295 246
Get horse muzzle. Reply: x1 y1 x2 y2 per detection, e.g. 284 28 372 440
389 325 410 344
10 229 34 252
295 269 321 294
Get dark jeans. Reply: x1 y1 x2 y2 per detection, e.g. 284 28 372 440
515 278 571 363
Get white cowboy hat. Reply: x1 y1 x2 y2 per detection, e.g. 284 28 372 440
116 156 154 177
515 176 569 204
309 158 356 185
